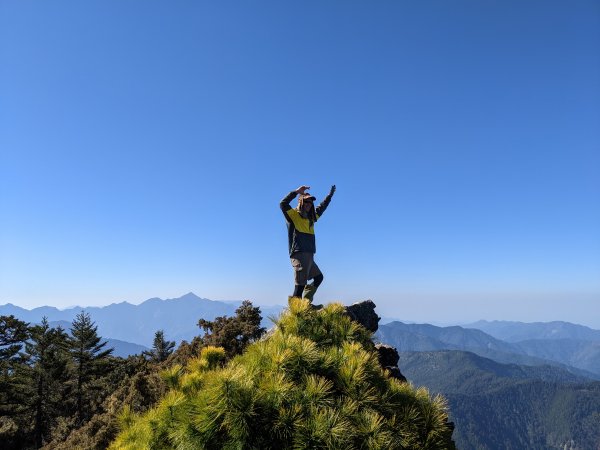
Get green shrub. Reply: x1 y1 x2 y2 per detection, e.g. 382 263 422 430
111 298 455 449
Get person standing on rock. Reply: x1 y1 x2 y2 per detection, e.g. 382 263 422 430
280 184 336 302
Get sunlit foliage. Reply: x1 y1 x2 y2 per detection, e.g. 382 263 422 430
111 298 455 449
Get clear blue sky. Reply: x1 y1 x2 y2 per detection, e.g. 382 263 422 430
1 1 599 326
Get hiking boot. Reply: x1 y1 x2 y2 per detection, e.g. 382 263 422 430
302 284 318 302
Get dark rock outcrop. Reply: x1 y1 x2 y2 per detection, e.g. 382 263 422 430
375 344 407 382
384 366 407 382
344 300 380 333
342 301 406 382
375 343 399 367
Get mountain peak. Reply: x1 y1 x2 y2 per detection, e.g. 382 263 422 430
108 301 133 307
0 303 27 312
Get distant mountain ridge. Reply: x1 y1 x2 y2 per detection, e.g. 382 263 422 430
104 338 148 358
466 320 600 377
378 321 517 353
0 293 284 347
376 321 600 378
466 319 600 342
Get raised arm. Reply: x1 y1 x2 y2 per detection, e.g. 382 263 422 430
316 185 336 217
280 185 310 212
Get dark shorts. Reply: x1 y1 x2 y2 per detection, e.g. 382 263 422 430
290 252 322 285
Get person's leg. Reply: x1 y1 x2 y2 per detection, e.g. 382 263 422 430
302 259 323 302
312 273 324 288
290 253 310 298
293 284 305 298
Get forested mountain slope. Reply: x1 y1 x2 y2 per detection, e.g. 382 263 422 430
399 350 600 450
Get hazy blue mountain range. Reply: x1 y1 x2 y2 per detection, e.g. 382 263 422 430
376 321 600 378
514 339 600 376
377 322 516 352
0 293 284 347
104 338 149 358
467 320 600 377
466 319 600 342
399 351 600 450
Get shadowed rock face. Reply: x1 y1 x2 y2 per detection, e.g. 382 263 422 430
375 344 399 367
343 301 407 383
384 366 407 383
344 300 380 333
375 344 407 382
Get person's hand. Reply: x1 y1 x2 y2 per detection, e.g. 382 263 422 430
329 185 336 195
295 185 310 195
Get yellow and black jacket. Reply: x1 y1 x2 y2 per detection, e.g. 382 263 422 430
280 191 333 256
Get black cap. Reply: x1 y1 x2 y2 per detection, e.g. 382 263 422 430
300 193 316 202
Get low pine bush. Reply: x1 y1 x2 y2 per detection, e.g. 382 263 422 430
110 298 455 449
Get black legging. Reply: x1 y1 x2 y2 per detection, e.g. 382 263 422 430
293 274 324 297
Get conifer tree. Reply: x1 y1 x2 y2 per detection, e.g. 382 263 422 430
19 317 70 448
198 300 266 357
0 315 30 448
69 311 114 425
0 316 29 414
144 330 175 363
0 315 29 363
